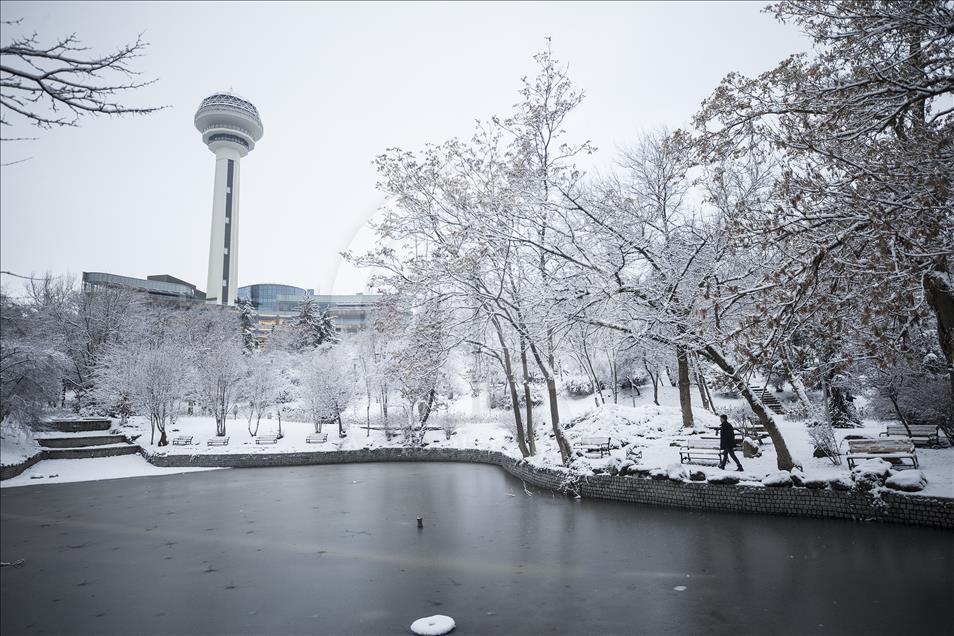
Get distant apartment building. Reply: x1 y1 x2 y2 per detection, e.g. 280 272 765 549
237 283 379 335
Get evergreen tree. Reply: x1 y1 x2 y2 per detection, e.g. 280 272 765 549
237 298 258 353
293 299 339 351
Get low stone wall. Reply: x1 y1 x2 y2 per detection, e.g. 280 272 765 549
146 447 954 530
0 452 44 480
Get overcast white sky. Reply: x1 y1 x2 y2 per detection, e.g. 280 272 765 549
0 1 808 294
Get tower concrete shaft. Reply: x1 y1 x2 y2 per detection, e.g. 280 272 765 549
205 147 242 304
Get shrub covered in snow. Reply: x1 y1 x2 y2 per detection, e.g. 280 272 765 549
666 463 689 481
851 458 892 489
762 471 794 487
807 419 841 465
885 470 928 492
562 376 596 397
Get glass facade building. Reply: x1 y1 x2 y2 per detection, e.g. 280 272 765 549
237 284 379 334
83 272 205 301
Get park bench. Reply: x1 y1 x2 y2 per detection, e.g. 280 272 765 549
207 436 229 446
679 437 723 465
255 434 279 445
172 435 193 446
306 433 328 444
577 436 611 458
879 424 941 448
707 426 744 448
846 438 918 470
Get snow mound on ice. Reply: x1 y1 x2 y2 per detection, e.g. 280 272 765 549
565 404 715 445
411 614 456 635
762 471 794 487
885 470 928 492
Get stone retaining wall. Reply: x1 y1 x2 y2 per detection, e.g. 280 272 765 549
145 447 954 529
0 452 44 480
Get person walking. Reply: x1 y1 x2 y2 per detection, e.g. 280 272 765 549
718 414 744 471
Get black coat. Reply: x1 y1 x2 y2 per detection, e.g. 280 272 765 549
719 421 735 450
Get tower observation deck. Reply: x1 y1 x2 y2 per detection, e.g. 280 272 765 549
195 92 264 304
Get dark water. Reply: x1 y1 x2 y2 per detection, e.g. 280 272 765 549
1 463 951 635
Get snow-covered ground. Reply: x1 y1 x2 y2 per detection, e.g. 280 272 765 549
4 385 953 498
0 455 221 488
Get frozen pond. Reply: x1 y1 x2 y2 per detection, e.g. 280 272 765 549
1 462 951 634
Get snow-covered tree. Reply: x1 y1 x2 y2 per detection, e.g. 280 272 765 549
93 307 191 446
292 299 339 351
191 309 247 437
0 284 68 420
242 352 278 436
695 0 954 409
237 298 258 354
299 344 356 436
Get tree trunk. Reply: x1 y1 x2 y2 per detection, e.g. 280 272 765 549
644 358 660 406
694 357 712 412
924 268 954 409
676 346 694 428
783 353 813 414
887 393 913 436
606 351 619 404
520 335 536 456
525 332 572 464
493 320 530 457
580 338 604 405
419 388 436 428
703 345 796 470
336 405 344 438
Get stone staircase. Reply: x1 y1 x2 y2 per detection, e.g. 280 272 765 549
33 418 140 459
747 385 785 415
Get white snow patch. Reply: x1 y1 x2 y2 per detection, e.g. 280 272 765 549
851 458 892 479
673 585 687 592
0 455 221 488
886 470 928 492
762 471 793 487
0 416 41 466
666 463 689 481
410 614 456 635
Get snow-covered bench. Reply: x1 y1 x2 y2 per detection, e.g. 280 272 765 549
306 433 328 444
207 436 229 446
172 435 193 446
679 437 723 465
846 438 918 470
577 436 611 458
255 434 279 445
879 424 940 448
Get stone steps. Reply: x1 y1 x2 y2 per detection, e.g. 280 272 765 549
37 434 131 449
747 385 785 415
38 418 112 433
42 444 141 460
